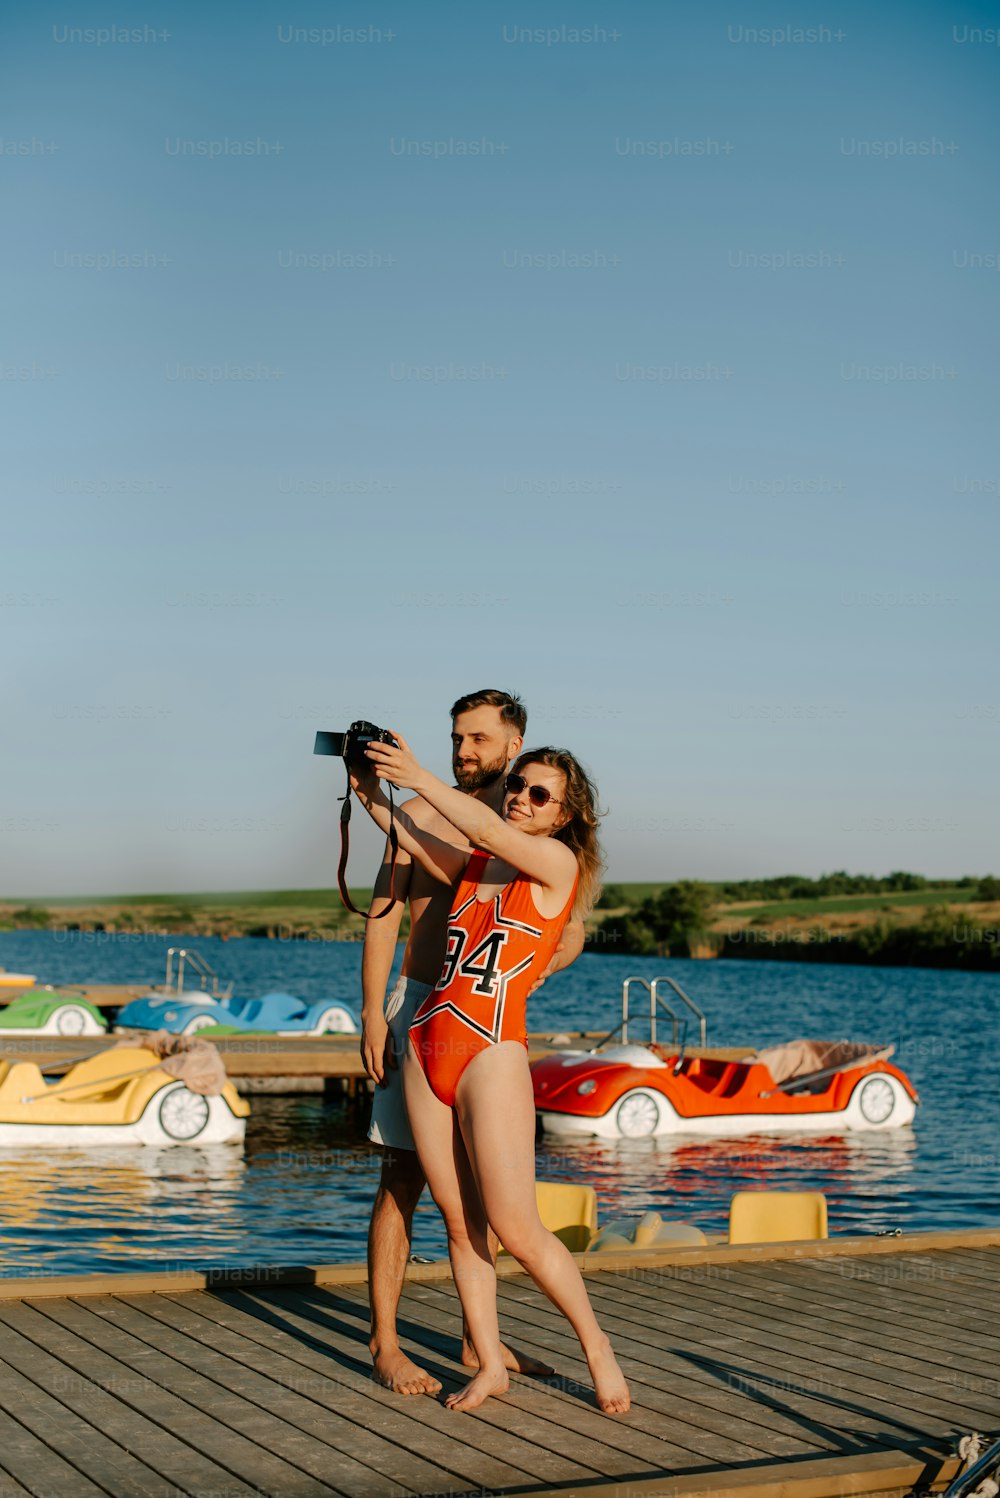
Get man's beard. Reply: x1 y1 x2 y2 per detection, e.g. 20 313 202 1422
453 752 509 791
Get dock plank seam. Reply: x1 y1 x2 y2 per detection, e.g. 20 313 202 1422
481 1278 949 1455
348 1277 813 1464
321 1278 772 1467
196 1285 569 1482
566 1265 1000 1424
256 1283 663 1477
88 1293 436 1497
671 1257 1000 1370
0 1348 188 1498
127 1290 579 1490
589 1270 999 1408
0 1299 266 1498
21 1296 350 1498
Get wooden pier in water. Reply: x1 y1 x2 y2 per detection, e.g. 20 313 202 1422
0 1229 996 1497
0 983 755 1096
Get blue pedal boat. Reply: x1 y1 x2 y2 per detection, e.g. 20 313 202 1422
115 991 359 1038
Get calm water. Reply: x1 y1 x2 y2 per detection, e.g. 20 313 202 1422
0 930 997 1276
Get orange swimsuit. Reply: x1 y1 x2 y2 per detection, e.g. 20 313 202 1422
408 850 578 1107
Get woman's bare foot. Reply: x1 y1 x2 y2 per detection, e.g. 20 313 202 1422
445 1363 510 1412
460 1335 554 1377
371 1345 442 1395
586 1335 631 1414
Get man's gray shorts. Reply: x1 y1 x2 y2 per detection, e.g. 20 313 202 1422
367 975 434 1152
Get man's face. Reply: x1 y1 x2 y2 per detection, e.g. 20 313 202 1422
451 706 523 790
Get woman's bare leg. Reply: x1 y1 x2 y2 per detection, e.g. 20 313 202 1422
456 1043 631 1414
401 1048 509 1409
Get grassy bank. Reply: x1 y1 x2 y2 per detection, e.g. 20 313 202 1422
2 875 998 971
593 878 1000 971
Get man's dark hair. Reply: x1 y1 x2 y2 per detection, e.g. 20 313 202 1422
450 688 527 736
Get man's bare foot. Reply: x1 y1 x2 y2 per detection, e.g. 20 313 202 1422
586 1335 631 1414
445 1363 510 1412
371 1346 442 1395
461 1336 554 1377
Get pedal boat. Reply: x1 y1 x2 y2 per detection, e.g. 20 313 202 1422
116 990 358 1038
0 990 107 1036
0 1046 249 1147
533 1037 918 1141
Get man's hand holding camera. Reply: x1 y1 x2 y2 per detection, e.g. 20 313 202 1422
363 731 423 792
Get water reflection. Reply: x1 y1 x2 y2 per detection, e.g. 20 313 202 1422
537 1128 920 1235
0 931 997 1271
0 1145 247 1273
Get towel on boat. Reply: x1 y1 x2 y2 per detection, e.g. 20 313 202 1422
751 1038 894 1086
111 1031 229 1095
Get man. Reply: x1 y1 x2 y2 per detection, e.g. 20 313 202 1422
361 688 585 1394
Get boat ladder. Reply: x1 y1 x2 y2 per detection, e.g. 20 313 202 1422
591 975 708 1052
164 947 234 1000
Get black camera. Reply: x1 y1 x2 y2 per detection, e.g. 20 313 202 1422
314 720 399 769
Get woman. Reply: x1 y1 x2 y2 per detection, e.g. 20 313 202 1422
352 733 630 1415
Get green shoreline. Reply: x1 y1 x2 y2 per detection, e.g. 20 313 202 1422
2 876 998 972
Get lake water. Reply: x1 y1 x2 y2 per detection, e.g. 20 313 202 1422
0 930 997 1276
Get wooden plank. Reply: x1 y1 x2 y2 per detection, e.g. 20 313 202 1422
0 1351 174 1498
391 1274 790 1461
0 1468 32 1498
454 1278 833 1462
809 1249 1000 1311
24 1297 347 1498
685 1258 1000 1378
579 1267 998 1422
169 1288 649 1486
489 1272 970 1445
521 1444 961 1497
641 1257 1000 1394
269 1282 698 1476
234 1281 627 1483
620 1257 1000 1383
176 1282 577 1492
1 1229 999 1303
170 1285 611 1488
909 1249 1000 1287
324 1276 752 1470
806 1251 999 1313
79 1293 430 1497
129 1290 581 1491
0 1408 108 1498
575 1270 1000 1430
944 1246 1000 1274
747 1257 999 1341
354 1276 830 1461
0 1301 302 1498
686 1255 1000 1359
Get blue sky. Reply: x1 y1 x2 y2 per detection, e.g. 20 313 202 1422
3 0 998 894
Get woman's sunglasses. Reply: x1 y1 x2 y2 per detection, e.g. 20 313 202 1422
504 772 562 808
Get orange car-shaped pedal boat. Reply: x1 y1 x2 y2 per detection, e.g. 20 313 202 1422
531 977 918 1141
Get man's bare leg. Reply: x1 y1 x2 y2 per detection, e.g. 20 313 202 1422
368 1147 442 1394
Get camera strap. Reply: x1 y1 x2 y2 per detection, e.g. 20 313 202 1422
337 770 400 919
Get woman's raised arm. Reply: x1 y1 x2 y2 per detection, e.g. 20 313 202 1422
365 734 576 898
348 765 470 885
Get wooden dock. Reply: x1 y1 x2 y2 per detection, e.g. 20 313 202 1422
0 990 753 1094
0 1230 996 1496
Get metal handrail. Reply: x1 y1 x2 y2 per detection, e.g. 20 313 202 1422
621 975 650 1045
652 976 707 1046
164 947 233 1000
588 975 707 1054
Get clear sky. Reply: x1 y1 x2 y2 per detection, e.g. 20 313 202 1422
3 0 998 895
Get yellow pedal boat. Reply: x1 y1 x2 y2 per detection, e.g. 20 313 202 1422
0 1046 249 1147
